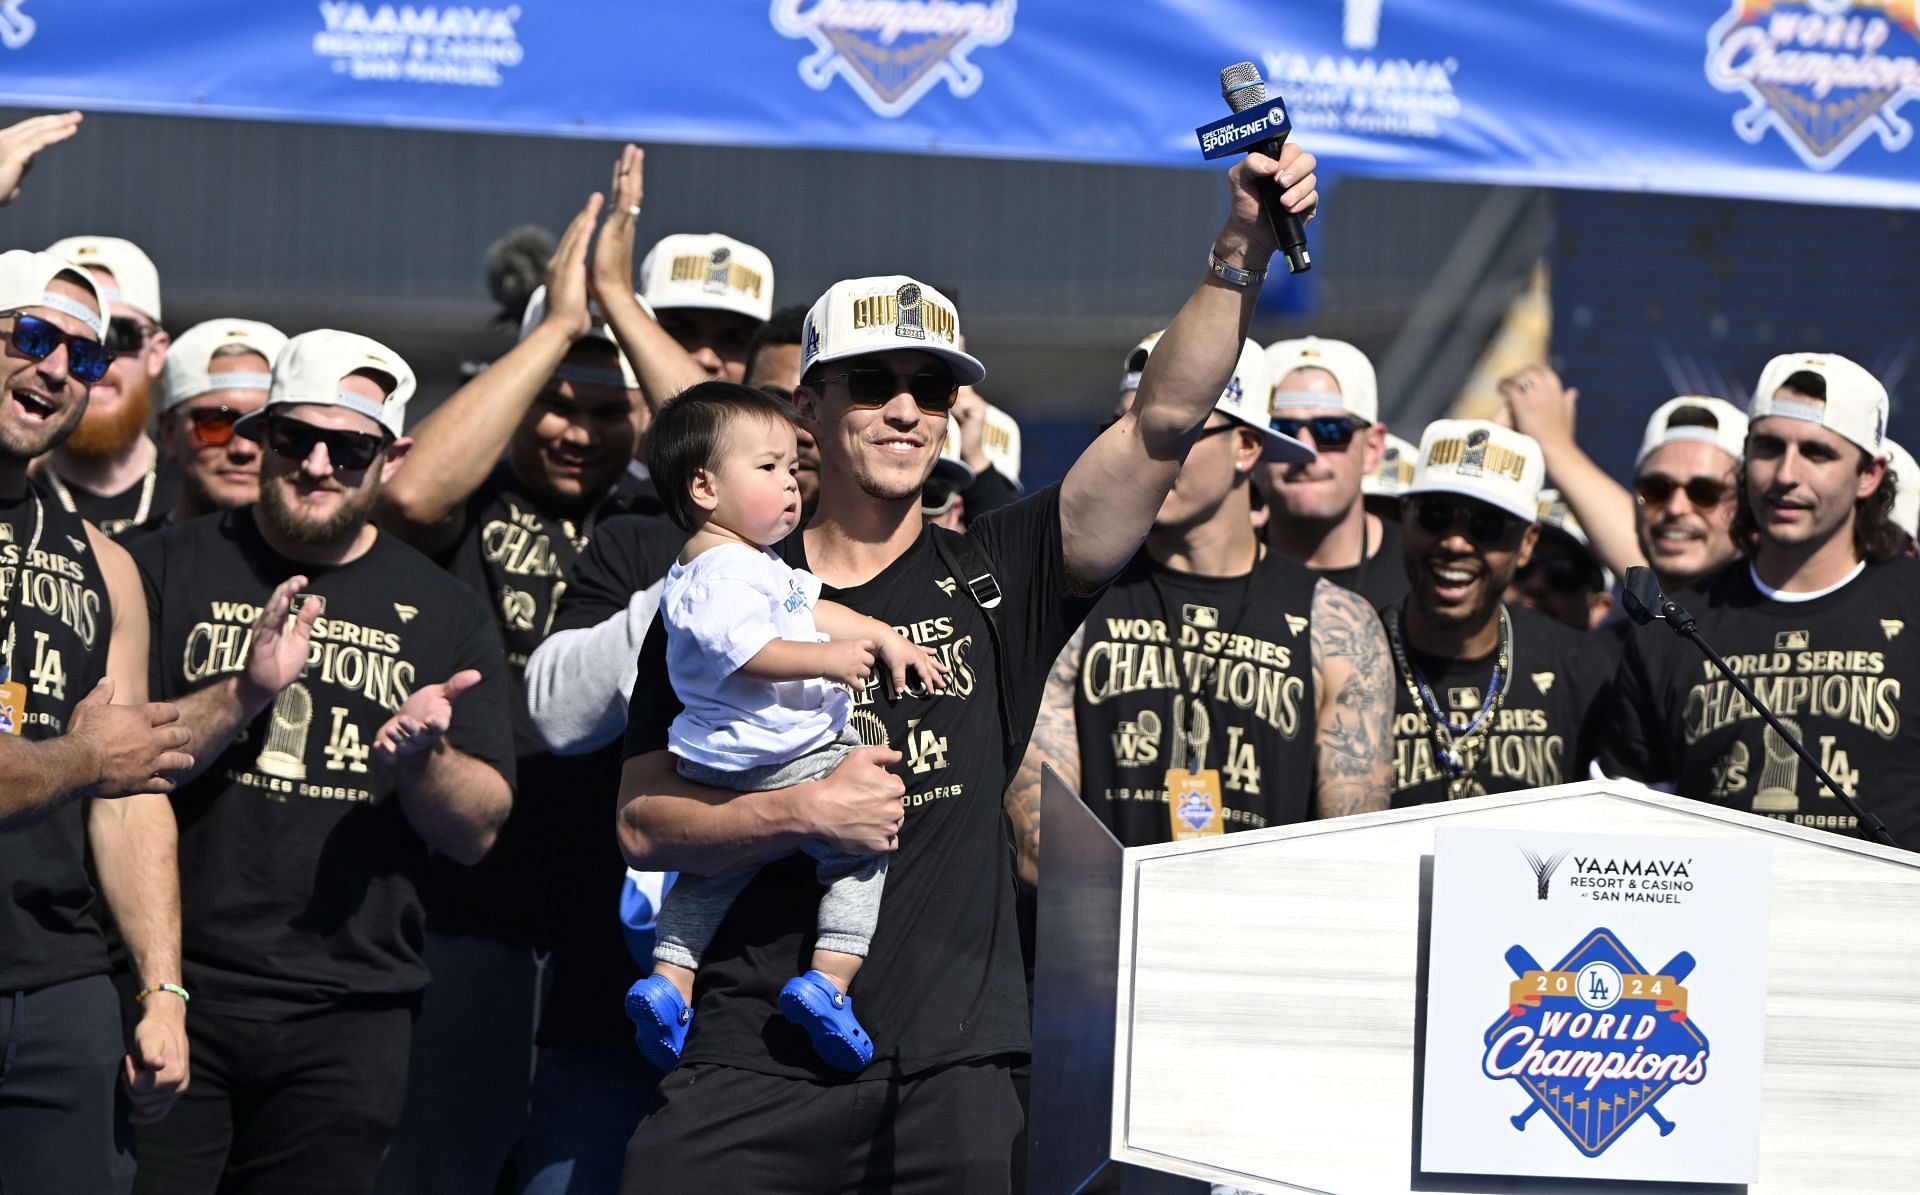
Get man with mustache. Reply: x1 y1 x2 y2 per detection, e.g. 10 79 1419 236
140 319 288 533
0 249 196 1195
130 329 515 1192
1260 336 1410 610
1384 421 1611 806
39 237 178 538
1603 353 1920 849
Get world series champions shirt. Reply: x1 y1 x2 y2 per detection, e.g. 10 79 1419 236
1601 556 1920 849
1075 551 1322 844
623 486 1096 1080
133 510 516 1018
1388 603 1611 807
0 486 114 991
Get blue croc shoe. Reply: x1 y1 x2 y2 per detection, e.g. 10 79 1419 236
625 975 692 1072
778 970 874 1073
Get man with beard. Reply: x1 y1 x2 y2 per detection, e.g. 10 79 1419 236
1009 336 1389 881
1260 336 1410 609
129 330 515 1192
1603 353 1920 848
136 319 288 534
615 145 1320 1191
39 237 178 538
0 249 197 1195
1384 421 1611 807
1499 363 1748 597
372 193 659 1195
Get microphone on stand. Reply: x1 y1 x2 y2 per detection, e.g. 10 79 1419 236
1621 566 1898 848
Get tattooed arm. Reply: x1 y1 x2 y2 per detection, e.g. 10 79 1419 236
1005 625 1084 887
1309 581 1393 818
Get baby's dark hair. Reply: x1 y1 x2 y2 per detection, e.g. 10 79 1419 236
646 381 797 532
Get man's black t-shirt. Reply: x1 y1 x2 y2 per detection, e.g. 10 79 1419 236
1314 515 1410 612
622 486 1096 1080
424 462 649 947
1601 557 1920 849
534 511 685 1051
0 487 114 991
1075 551 1321 844
133 510 516 1019
1388 603 1610 807
46 453 182 541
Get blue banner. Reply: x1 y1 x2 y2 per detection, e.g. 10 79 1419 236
1 0 1915 208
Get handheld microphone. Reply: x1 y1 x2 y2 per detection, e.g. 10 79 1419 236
1219 62 1311 275
1621 567 1897 848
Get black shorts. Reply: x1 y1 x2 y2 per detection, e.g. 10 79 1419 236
623 1057 1023 1195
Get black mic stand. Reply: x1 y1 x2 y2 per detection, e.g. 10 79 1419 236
1622 567 1899 849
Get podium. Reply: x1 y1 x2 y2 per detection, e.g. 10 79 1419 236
1029 771 1920 1194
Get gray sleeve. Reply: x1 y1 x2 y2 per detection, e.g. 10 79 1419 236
524 577 665 755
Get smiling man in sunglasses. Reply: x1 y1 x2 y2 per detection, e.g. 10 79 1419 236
128 329 517 1192
137 319 290 536
39 236 180 539
1603 353 1920 848
614 148 1318 1192
0 248 201 1194
1385 421 1612 807
1505 490 1615 632
1259 336 1410 611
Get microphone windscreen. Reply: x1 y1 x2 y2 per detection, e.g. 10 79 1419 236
1622 566 1664 626
1220 62 1267 112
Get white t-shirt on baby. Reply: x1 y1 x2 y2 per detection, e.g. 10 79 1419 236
662 541 850 771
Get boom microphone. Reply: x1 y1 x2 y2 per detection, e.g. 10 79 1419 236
1219 62 1311 274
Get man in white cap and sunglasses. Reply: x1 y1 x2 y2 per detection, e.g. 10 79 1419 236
615 146 1320 1191
1260 336 1410 610
141 318 289 535
1385 420 1612 807
39 236 179 538
1603 353 1920 849
1010 337 1388 879
128 330 517 1191
0 249 198 1192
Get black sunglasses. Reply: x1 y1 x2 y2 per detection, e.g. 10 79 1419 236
1271 414 1363 451
5 313 112 385
1413 497 1520 547
815 365 958 413
1515 555 1604 595
264 414 391 472
104 317 153 358
1634 472 1733 511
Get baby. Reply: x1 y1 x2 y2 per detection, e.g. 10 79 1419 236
625 382 945 1073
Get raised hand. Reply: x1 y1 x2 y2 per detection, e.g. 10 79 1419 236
241 577 322 705
1224 143 1319 257
590 144 644 309
374 669 480 762
542 191 604 340
1498 363 1580 452
66 677 194 798
0 111 82 206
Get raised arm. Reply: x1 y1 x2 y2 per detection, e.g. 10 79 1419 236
1057 149 1317 592
1005 625 1083 887
379 194 604 555
590 145 708 408
375 669 513 864
1499 364 1645 583
1308 580 1393 819
170 576 321 785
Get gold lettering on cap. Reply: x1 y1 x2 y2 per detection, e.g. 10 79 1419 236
668 254 764 298
1427 438 1528 483
850 295 956 343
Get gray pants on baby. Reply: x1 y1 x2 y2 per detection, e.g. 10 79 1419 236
658 726 885 971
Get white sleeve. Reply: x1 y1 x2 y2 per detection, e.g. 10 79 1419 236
524 577 665 755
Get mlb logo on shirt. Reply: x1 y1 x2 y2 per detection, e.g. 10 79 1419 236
1775 630 1810 651
1449 687 1482 711
1183 604 1220 629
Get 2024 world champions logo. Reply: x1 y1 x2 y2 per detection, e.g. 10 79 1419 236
770 0 1016 118
1707 0 1919 169
1482 929 1709 1156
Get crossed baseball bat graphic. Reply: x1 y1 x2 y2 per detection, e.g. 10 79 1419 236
1502 944 1693 1137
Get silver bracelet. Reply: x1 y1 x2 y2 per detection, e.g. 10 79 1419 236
1208 247 1268 287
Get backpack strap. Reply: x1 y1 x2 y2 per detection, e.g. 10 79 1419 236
930 528 1015 751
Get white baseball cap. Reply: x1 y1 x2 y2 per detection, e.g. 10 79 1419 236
1635 396 1749 469
1265 336 1378 425
239 330 416 439
0 249 108 339
1120 330 1163 394
800 275 984 387
1884 438 1919 543
1216 339 1314 464
1364 432 1419 499
1749 351 1888 459
940 399 1024 489
44 235 161 323
639 233 774 323
519 285 641 389
1407 419 1545 523
161 319 289 412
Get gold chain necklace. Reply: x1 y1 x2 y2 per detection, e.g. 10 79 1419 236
1388 604 1513 800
